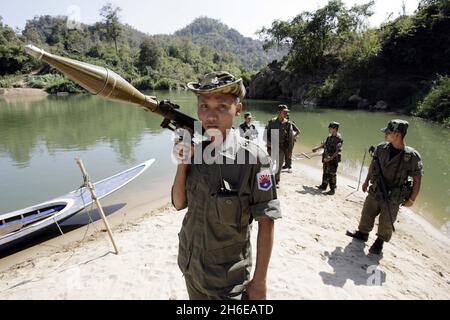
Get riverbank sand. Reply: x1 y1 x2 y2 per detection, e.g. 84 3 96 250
0 161 449 299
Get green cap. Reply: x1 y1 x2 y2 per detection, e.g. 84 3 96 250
328 121 340 129
187 71 246 100
381 119 409 135
278 104 289 112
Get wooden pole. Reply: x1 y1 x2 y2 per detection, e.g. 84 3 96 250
301 152 312 159
355 149 367 191
75 157 119 254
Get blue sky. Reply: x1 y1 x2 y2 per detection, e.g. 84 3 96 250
1 0 421 38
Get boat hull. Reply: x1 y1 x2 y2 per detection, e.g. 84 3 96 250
0 159 155 248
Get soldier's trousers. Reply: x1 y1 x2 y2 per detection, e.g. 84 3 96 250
268 147 286 184
184 274 246 300
321 161 338 190
284 147 293 168
358 192 400 242
276 148 287 184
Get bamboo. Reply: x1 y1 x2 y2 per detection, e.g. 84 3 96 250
75 157 119 254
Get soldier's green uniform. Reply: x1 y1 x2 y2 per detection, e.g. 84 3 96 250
358 141 423 242
265 105 297 184
347 119 424 255
317 123 343 193
283 120 300 170
176 130 282 299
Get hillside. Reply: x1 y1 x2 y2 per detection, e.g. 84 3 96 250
175 17 287 71
249 0 450 126
1 13 280 92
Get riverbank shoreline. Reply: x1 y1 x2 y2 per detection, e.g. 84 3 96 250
0 160 448 299
0 88 48 98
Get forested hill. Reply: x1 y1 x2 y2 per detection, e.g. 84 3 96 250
175 17 286 71
250 0 450 126
0 8 284 93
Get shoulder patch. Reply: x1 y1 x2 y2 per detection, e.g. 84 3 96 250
257 170 273 191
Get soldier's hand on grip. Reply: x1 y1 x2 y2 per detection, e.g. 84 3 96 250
172 128 194 165
362 181 369 193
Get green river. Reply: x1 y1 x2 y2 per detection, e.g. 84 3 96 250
0 90 449 234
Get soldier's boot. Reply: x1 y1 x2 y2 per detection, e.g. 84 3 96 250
326 179 336 195
329 174 337 191
345 230 369 242
369 237 384 255
317 174 328 190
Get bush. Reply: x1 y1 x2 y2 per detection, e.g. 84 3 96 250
131 76 154 90
414 75 450 126
28 74 63 89
0 75 23 88
46 80 84 94
153 78 179 90
28 73 84 93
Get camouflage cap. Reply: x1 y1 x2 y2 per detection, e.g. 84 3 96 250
328 121 340 129
381 119 409 135
187 71 246 100
278 104 290 112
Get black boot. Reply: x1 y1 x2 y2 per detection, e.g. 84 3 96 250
346 230 369 242
316 184 327 190
326 189 335 195
369 238 384 255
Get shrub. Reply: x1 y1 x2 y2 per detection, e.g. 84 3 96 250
414 75 450 126
131 76 154 90
28 73 84 93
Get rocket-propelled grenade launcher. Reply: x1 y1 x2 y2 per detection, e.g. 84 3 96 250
24 44 197 133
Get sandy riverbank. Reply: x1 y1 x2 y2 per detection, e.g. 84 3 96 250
0 88 48 104
0 161 449 299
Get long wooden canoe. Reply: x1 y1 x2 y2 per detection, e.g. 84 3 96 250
0 159 155 247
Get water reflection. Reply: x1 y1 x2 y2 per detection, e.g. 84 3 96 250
0 91 449 229
0 95 168 166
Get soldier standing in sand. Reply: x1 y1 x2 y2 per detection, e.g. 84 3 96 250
347 120 423 255
265 105 299 185
172 71 282 300
312 122 343 195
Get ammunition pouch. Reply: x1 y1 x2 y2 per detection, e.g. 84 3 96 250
370 179 413 204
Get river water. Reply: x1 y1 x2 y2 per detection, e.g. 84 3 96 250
0 90 449 233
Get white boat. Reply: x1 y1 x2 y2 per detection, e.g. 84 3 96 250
0 159 155 248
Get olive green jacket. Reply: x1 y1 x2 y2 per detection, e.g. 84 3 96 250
175 130 282 296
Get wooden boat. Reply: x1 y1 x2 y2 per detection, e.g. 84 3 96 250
0 159 155 247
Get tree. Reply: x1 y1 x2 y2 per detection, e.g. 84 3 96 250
258 0 375 74
23 24 42 44
137 38 162 73
99 2 122 55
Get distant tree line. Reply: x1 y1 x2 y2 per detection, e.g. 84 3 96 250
258 0 450 125
0 3 259 93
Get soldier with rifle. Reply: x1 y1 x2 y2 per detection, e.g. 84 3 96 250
312 122 343 195
347 120 424 255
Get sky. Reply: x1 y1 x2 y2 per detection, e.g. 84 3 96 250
0 0 422 39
